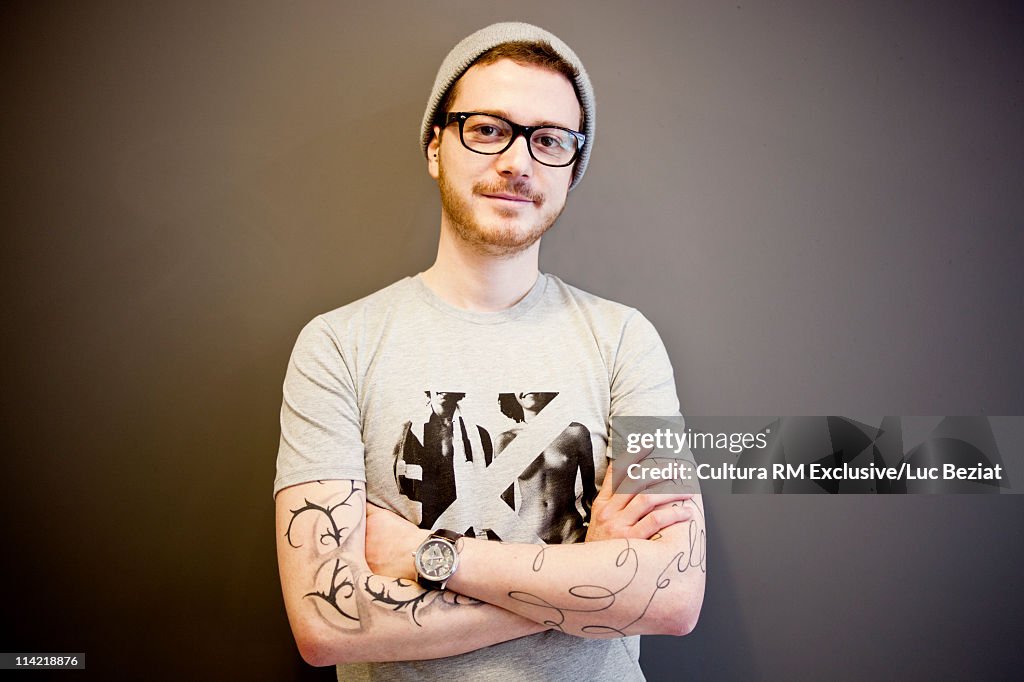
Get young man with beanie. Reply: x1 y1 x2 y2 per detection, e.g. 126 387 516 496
274 22 705 680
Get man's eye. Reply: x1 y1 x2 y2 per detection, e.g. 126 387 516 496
535 135 561 149
473 125 500 137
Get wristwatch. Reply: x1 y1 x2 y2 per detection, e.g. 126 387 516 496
413 529 463 590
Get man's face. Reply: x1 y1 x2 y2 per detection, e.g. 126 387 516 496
428 391 465 416
427 59 581 257
517 392 556 413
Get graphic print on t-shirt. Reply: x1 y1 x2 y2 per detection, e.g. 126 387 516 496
394 391 598 544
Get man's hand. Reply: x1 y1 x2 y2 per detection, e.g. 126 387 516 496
364 503 429 581
585 462 695 542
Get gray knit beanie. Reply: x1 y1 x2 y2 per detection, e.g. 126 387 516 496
420 22 595 190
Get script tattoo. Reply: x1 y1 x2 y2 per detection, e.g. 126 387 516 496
530 543 551 572
510 540 640 633
364 576 483 627
589 508 706 636
285 481 365 627
511 500 707 637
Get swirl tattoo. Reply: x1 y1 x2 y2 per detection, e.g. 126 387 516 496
512 501 707 637
589 503 707 636
510 540 640 633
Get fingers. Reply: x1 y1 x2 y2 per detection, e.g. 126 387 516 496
632 502 696 540
597 461 615 500
590 459 697 542
633 445 658 464
636 476 694 496
620 491 694 525
595 461 636 515
598 458 693 513
605 453 694 494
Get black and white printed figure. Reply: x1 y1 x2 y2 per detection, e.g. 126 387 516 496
496 392 597 544
395 391 494 529
394 390 597 543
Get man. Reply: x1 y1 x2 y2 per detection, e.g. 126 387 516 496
274 22 705 680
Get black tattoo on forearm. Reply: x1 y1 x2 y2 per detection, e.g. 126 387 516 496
364 577 433 625
305 559 359 621
364 576 483 627
286 481 483 630
285 482 365 628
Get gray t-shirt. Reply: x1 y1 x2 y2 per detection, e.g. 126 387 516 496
275 273 680 681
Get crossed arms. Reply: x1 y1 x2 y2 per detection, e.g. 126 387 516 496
276 468 706 666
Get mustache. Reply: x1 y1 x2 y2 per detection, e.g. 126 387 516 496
473 180 545 203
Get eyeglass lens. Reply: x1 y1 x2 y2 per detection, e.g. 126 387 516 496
460 114 579 166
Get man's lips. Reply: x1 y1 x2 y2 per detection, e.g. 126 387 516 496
481 192 535 204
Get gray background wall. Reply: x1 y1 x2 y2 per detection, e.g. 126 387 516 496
2 1 1021 679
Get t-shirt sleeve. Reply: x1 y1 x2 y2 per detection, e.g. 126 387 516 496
273 315 366 496
607 311 682 458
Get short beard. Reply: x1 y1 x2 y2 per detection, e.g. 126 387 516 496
438 162 565 257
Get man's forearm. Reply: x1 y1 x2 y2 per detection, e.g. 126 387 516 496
278 480 548 667
444 510 706 638
298 566 548 665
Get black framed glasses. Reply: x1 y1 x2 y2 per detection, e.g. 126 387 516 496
443 112 585 167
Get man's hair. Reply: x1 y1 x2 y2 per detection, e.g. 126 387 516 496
434 41 582 127
498 393 525 423
498 392 558 423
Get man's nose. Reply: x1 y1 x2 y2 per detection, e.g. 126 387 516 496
495 133 533 177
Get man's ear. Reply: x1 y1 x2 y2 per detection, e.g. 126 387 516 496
427 125 442 180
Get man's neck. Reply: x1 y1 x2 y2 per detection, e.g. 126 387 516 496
420 225 541 312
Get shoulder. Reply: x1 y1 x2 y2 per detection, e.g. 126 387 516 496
541 274 661 343
543 274 634 316
295 277 414 338
541 277 676 407
289 277 417 358
317 277 416 332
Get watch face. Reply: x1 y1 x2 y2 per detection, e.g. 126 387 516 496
416 538 457 579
